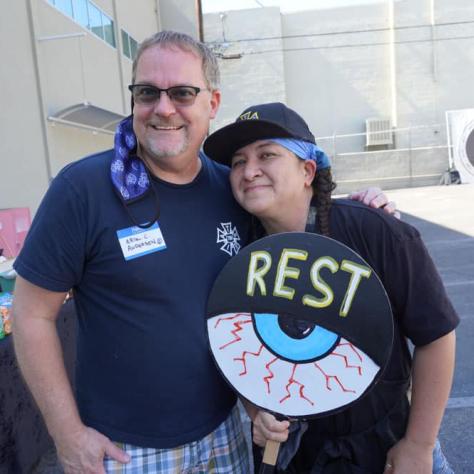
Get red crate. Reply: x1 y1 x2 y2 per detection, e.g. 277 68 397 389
0 208 31 258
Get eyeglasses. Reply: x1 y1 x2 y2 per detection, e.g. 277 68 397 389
128 84 207 107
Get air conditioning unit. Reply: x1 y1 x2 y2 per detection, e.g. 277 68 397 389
365 118 393 147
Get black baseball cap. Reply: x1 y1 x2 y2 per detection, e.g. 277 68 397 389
203 102 316 166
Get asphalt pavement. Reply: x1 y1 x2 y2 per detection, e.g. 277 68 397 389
386 183 474 473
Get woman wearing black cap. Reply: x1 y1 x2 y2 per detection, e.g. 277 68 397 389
203 103 457 474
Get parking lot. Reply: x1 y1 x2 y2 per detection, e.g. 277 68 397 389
386 183 474 473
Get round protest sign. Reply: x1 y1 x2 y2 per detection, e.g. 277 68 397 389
207 232 393 419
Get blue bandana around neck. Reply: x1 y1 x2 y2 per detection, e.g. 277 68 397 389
111 115 210 204
111 115 150 203
268 138 331 170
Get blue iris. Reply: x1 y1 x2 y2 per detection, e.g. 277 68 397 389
253 313 340 362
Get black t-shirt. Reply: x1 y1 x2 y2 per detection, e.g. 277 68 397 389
279 199 459 473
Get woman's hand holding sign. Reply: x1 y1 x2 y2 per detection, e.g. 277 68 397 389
252 410 290 448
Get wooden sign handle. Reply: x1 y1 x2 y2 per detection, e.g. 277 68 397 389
258 439 280 474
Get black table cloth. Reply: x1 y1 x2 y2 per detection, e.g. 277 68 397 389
0 300 76 473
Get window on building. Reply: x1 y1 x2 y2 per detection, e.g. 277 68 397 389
88 3 103 40
121 29 139 60
72 0 89 28
46 0 117 49
130 37 138 59
121 30 131 58
103 17 116 47
55 0 73 17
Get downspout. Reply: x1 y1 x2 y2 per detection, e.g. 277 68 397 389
155 0 163 32
388 0 398 127
430 0 438 82
112 0 127 115
26 0 53 181
430 0 440 139
196 0 204 41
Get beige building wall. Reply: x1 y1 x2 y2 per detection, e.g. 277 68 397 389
37 2 123 115
1 0 198 215
0 1 51 212
203 0 474 190
395 0 474 134
204 0 474 138
204 7 286 132
158 0 200 39
282 2 392 153
116 0 161 100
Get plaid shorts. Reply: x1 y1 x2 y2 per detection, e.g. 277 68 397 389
103 404 250 473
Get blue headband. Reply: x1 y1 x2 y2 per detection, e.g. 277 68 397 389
268 138 331 170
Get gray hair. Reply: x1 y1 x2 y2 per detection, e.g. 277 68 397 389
132 30 220 89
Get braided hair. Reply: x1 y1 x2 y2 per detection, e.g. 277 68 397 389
311 167 337 237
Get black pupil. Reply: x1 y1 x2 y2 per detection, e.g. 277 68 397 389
278 314 315 339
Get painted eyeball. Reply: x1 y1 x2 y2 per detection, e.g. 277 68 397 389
207 233 393 419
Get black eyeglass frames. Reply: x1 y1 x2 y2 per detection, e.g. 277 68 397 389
128 84 209 107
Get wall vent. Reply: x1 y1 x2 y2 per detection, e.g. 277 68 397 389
365 118 393 147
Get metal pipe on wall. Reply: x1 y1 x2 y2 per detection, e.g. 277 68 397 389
26 0 53 182
196 0 204 41
430 0 438 82
430 0 440 138
388 0 398 128
155 0 163 32
112 0 128 115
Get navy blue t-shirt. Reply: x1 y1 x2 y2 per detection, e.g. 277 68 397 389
15 149 251 448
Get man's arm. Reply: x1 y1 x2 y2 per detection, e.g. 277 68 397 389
350 187 401 219
13 276 129 474
384 331 456 473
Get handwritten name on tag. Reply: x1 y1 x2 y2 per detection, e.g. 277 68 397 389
116 222 167 261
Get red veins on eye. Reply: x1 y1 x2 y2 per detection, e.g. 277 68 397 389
280 364 315 406
329 352 362 375
218 315 253 350
337 341 363 362
214 312 251 328
313 363 356 393
264 357 278 394
233 344 265 376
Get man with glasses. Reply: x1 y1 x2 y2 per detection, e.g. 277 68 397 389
12 31 395 473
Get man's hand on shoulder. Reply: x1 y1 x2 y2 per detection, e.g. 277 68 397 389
349 187 401 219
57 425 130 474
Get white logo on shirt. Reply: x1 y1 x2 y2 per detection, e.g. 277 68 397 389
217 222 241 257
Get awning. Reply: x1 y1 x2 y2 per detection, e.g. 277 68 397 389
47 102 126 135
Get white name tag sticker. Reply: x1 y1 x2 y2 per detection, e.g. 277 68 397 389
116 222 167 261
